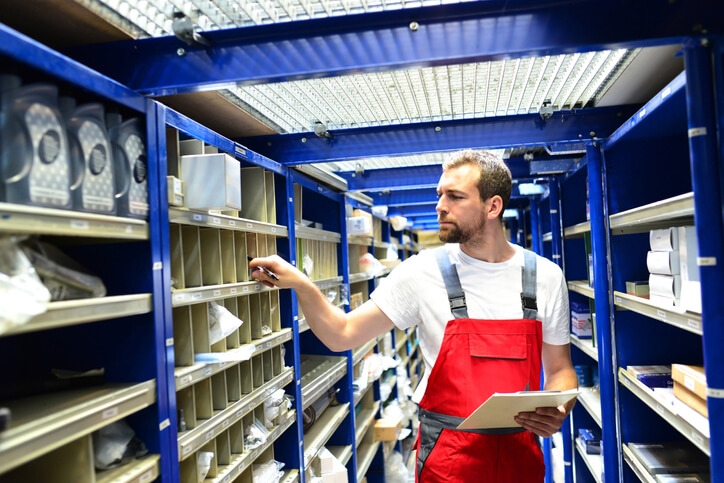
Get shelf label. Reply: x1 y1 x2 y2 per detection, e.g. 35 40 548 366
153 262 163 270
159 418 171 430
166 338 174 347
707 388 724 398
697 257 717 266
685 375 696 392
182 445 193 456
656 310 666 318
180 375 192 385
229 220 236 226
212 217 221 224
205 430 215 441
623 377 631 387
213 290 221 296
661 86 671 99
191 293 202 301
687 319 700 330
247 223 253 229
193 214 203 221
639 108 646 119
688 127 707 138
271 227 277 233
222 477 231 483
691 432 704 445
615 296 622 304
204 367 212 376
243 287 249 293
230 288 238 294
140 470 154 483
655 404 665 415
222 419 230 428
70 220 89 230
102 406 119 420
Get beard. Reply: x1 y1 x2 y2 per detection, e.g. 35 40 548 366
438 214 486 243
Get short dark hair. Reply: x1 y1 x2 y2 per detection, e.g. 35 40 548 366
442 150 512 218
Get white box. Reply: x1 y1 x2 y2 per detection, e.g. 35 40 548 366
181 153 241 210
678 226 701 313
647 250 680 275
317 447 335 475
348 216 373 236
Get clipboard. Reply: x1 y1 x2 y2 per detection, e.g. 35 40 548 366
457 389 580 430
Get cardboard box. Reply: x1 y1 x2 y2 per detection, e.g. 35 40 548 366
626 281 650 298
374 416 402 441
672 364 707 400
627 365 673 388
181 153 241 210
674 381 708 417
350 293 364 310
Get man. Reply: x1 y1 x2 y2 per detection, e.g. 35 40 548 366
250 150 577 482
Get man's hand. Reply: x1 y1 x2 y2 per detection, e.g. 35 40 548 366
249 255 310 289
514 405 567 438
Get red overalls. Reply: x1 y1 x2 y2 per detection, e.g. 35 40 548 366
415 247 545 482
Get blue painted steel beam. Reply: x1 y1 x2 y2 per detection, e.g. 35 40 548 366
242 106 637 165
587 142 620 483
684 41 724 480
163 107 285 175
289 170 343 203
67 1 724 96
529 158 578 175
387 203 438 217
340 161 532 191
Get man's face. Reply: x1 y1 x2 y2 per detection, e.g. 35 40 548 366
436 164 488 244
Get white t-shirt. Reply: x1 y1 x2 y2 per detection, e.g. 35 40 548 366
370 243 570 403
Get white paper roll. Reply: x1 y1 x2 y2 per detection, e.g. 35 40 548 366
647 250 680 275
649 273 681 298
650 227 679 252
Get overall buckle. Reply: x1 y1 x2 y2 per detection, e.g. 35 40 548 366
449 296 467 311
521 294 538 311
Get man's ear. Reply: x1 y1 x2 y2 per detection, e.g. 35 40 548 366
487 195 504 219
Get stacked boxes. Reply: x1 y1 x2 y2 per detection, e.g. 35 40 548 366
671 364 708 417
571 301 592 339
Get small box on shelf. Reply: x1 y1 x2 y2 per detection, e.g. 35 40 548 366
626 365 673 389
625 281 650 298
374 416 402 441
571 301 592 339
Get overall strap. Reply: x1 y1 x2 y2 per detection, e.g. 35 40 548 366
434 247 469 319
521 249 538 320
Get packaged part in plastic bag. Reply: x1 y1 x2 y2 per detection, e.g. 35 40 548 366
252 459 285 483
385 451 409 483
20 239 106 301
92 420 148 470
359 253 385 276
264 388 286 428
244 418 270 450
197 452 214 481
0 236 51 334
208 301 243 345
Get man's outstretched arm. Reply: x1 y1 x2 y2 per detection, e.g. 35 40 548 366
249 255 395 352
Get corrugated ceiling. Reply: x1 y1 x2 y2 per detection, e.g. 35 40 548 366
78 0 638 171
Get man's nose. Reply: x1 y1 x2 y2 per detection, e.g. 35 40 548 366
436 196 445 213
